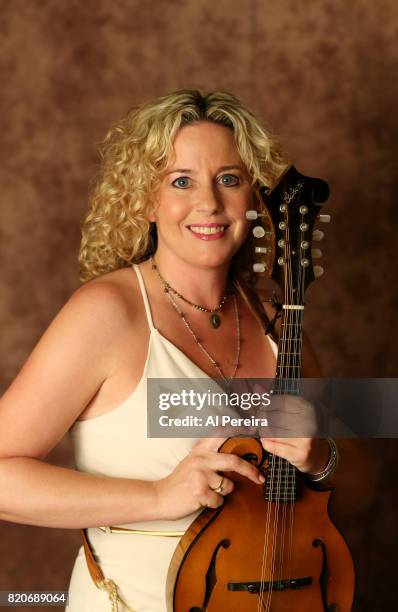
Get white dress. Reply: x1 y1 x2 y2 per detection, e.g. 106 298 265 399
65 264 277 611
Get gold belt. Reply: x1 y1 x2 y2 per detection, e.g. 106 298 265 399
97 525 185 537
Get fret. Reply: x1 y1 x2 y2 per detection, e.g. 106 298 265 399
266 493 297 497
265 493 297 496
282 323 304 326
266 488 297 492
279 337 302 340
265 496 297 502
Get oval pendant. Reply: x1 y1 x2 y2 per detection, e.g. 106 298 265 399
210 313 221 329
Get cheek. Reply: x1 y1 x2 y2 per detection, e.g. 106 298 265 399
164 197 191 221
154 199 190 228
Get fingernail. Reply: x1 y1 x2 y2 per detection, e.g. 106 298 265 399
258 474 265 483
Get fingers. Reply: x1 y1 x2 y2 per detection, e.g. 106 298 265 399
207 452 265 485
260 395 318 437
200 475 234 509
260 437 296 461
208 474 234 495
260 437 316 471
193 436 264 484
191 438 265 513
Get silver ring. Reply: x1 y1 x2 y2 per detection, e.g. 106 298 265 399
210 476 225 494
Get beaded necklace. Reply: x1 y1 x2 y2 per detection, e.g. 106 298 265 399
151 260 241 382
151 258 229 329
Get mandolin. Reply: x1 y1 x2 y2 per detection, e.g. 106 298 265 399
166 166 355 612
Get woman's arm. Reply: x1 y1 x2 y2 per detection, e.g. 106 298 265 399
0 458 158 528
0 281 264 526
0 281 159 528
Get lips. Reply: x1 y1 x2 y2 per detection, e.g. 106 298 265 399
187 224 229 241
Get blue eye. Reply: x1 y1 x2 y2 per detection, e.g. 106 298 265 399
172 176 190 188
219 174 239 186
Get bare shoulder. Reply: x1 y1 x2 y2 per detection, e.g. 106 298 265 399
76 266 139 314
62 265 143 370
0 266 140 461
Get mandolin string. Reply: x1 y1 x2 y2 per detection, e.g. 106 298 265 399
264 204 293 611
266 455 280 612
286 289 299 585
259 289 285 609
286 227 306 582
263 455 281 611
281 214 297 599
286 306 299 582
264 212 290 611
259 218 288 611
280 206 296 598
259 303 283 609
260 401 281 608
274 207 293 600
286 267 303 584
258 420 277 612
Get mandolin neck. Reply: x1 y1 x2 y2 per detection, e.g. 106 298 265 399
264 305 304 502
275 304 304 393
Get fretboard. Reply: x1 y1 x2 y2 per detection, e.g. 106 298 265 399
266 306 304 501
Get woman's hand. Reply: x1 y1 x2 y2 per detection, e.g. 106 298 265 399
153 437 265 520
258 394 330 474
260 437 330 475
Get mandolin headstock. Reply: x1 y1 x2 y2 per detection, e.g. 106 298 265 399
247 166 330 304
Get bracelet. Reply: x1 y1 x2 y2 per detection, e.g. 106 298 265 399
307 438 339 483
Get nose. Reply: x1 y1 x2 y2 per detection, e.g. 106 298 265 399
195 183 224 215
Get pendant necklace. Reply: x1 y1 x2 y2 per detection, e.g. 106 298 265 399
151 258 231 329
165 289 241 382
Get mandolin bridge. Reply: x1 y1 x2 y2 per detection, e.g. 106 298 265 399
227 576 312 593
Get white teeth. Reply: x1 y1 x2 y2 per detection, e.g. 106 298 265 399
190 226 225 235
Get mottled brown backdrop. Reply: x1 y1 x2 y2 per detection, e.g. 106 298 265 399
1 0 397 610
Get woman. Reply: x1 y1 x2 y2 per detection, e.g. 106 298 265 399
0 89 334 611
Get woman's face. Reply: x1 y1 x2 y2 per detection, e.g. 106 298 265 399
150 121 255 271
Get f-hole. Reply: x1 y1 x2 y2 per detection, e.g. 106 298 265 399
313 538 339 612
189 539 230 612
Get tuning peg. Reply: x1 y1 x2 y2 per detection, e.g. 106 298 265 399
317 214 331 223
246 210 266 220
252 226 265 238
253 262 268 273
255 246 271 254
313 265 324 278
313 230 324 241
311 249 322 259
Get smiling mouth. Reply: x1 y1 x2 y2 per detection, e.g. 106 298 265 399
187 225 228 235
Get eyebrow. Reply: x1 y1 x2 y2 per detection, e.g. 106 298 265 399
165 164 245 175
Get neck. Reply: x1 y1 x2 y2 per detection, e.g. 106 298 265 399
151 248 232 308
274 304 304 394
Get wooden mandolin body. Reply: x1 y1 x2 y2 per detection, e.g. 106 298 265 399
166 437 355 612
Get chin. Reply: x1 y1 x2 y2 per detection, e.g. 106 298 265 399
188 250 235 271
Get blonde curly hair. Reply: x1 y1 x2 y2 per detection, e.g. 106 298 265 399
78 88 288 283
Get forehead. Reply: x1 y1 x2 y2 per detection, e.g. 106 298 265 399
169 121 243 165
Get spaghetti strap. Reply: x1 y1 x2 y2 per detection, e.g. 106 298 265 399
132 264 155 332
